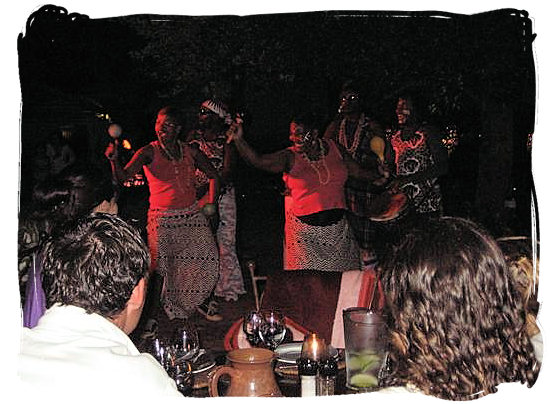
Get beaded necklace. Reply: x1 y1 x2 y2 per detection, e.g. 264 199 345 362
338 113 365 156
301 139 331 186
158 140 193 193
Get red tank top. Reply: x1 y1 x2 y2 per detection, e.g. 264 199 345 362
283 140 347 216
143 141 197 210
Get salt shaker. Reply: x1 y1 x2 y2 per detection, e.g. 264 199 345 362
298 357 318 397
317 356 338 395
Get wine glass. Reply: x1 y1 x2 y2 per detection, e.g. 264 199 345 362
166 360 194 396
259 309 286 350
150 337 178 369
172 321 200 361
242 310 264 346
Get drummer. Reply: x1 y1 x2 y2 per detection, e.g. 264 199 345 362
324 81 389 269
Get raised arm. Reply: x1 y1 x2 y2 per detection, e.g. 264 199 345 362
228 122 293 174
105 143 153 184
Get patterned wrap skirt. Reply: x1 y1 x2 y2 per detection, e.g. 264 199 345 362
147 203 219 319
284 206 360 272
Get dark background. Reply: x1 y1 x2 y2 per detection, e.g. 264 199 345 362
17 5 537 275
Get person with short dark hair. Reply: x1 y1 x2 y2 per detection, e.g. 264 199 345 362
18 213 181 398
381 216 540 400
19 164 118 327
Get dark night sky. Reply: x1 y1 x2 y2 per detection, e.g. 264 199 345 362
5 4 550 400
15 3 538 238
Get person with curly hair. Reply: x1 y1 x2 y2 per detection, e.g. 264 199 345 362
497 237 542 362
381 217 540 400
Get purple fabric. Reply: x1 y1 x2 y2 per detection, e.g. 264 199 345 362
23 252 46 328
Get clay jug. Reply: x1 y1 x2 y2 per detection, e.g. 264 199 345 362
208 348 282 397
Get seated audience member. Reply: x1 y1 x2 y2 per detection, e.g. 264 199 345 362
381 217 539 400
498 237 542 362
18 213 181 398
45 129 76 175
19 164 117 327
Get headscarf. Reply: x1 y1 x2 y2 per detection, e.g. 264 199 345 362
201 99 233 125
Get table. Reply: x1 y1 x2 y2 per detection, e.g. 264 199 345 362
190 353 360 397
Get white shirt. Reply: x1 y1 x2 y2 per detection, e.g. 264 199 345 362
18 304 182 400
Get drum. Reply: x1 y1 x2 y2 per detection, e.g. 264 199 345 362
368 192 413 261
368 192 410 226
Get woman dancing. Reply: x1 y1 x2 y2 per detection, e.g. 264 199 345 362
106 106 221 321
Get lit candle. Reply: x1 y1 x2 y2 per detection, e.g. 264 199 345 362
301 333 326 361
299 333 327 397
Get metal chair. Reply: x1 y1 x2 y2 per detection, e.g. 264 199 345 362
245 260 267 311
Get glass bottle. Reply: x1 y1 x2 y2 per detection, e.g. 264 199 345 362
317 357 337 395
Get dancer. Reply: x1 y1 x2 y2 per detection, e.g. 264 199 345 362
229 112 386 272
325 82 388 268
189 99 245 303
106 106 221 322
387 94 448 217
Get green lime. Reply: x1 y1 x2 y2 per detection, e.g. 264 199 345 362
359 353 381 371
350 373 378 388
347 356 364 370
348 352 381 372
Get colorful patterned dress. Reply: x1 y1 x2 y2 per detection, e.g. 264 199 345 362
191 137 245 302
390 126 443 214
